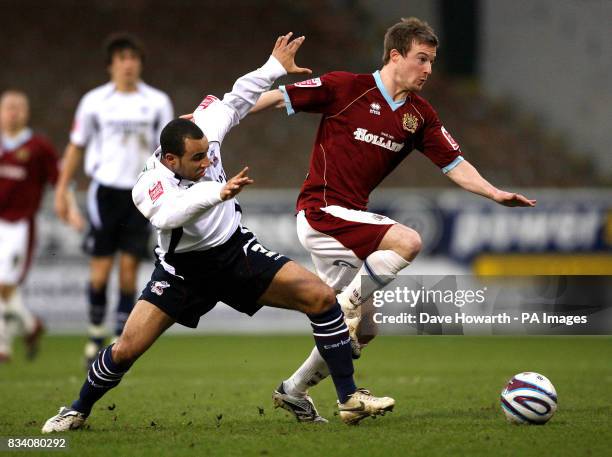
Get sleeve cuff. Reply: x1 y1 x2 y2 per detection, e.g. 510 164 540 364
261 55 287 80
442 155 464 174
278 85 295 115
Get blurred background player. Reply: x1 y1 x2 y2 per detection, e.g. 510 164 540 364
252 17 536 422
0 90 82 362
54 33 174 367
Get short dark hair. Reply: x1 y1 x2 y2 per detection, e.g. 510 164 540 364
160 119 204 157
104 32 145 66
382 17 438 64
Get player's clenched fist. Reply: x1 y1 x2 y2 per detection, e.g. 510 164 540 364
220 167 254 201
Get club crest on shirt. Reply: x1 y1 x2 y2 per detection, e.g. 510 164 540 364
148 181 164 202
402 113 419 133
15 148 30 162
150 281 170 296
294 78 322 88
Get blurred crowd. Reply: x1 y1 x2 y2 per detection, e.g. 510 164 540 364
0 0 606 189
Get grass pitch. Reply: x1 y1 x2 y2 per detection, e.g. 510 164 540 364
1 335 610 456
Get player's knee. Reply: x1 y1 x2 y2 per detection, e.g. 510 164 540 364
90 278 108 292
304 283 336 315
397 227 422 260
407 229 422 256
111 337 141 365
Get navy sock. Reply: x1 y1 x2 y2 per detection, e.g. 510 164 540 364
308 302 356 403
88 283 107 328
72 344 131 416
115 291 135 336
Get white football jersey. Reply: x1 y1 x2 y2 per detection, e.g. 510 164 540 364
132 56 286 274
71 81 173 189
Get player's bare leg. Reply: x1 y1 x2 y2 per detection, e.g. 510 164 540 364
43 300 174 433
84 256 114 367
258 261 335 314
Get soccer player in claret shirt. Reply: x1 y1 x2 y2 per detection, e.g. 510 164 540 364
252 17 536 422
54 33 174 368
0 90 82 362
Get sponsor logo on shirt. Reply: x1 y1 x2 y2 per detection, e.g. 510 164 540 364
353 128 404 152
150 281 170 296
294 77 322 88
0 164 27 180
198 95 219 109
441 126 460 150
148 181 164 202
369 102 381 115
402 113 419 133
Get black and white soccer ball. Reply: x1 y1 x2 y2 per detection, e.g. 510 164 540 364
500 372 557 424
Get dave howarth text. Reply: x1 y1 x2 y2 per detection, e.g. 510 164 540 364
374 312 511 324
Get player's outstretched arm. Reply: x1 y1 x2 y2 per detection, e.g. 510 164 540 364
250 89 286 114
446 160 536 207
220 167 254 201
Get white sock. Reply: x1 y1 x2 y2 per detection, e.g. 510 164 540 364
0 296 11 355
283 346 329 397
6 288 35 334
338 250 409 307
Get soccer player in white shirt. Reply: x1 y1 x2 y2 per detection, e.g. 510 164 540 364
54 34 174 367
42 33 395 433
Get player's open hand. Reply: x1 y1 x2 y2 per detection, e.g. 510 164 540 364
272 32 312 75
493 190 536 207
220 167 254 201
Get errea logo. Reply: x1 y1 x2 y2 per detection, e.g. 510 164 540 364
370 102 381 115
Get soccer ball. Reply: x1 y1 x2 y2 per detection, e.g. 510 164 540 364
500 372 557 424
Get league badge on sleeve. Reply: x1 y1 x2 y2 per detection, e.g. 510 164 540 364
198 95 219 110
148 181 164 202
441 126 460 150
294 77 322 88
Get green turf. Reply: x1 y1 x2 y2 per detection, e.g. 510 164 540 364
1 335 610 457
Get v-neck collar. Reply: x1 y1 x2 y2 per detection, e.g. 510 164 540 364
373 70 407 112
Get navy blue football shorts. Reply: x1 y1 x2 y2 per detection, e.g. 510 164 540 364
139 227 291 328
83 182 151 259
